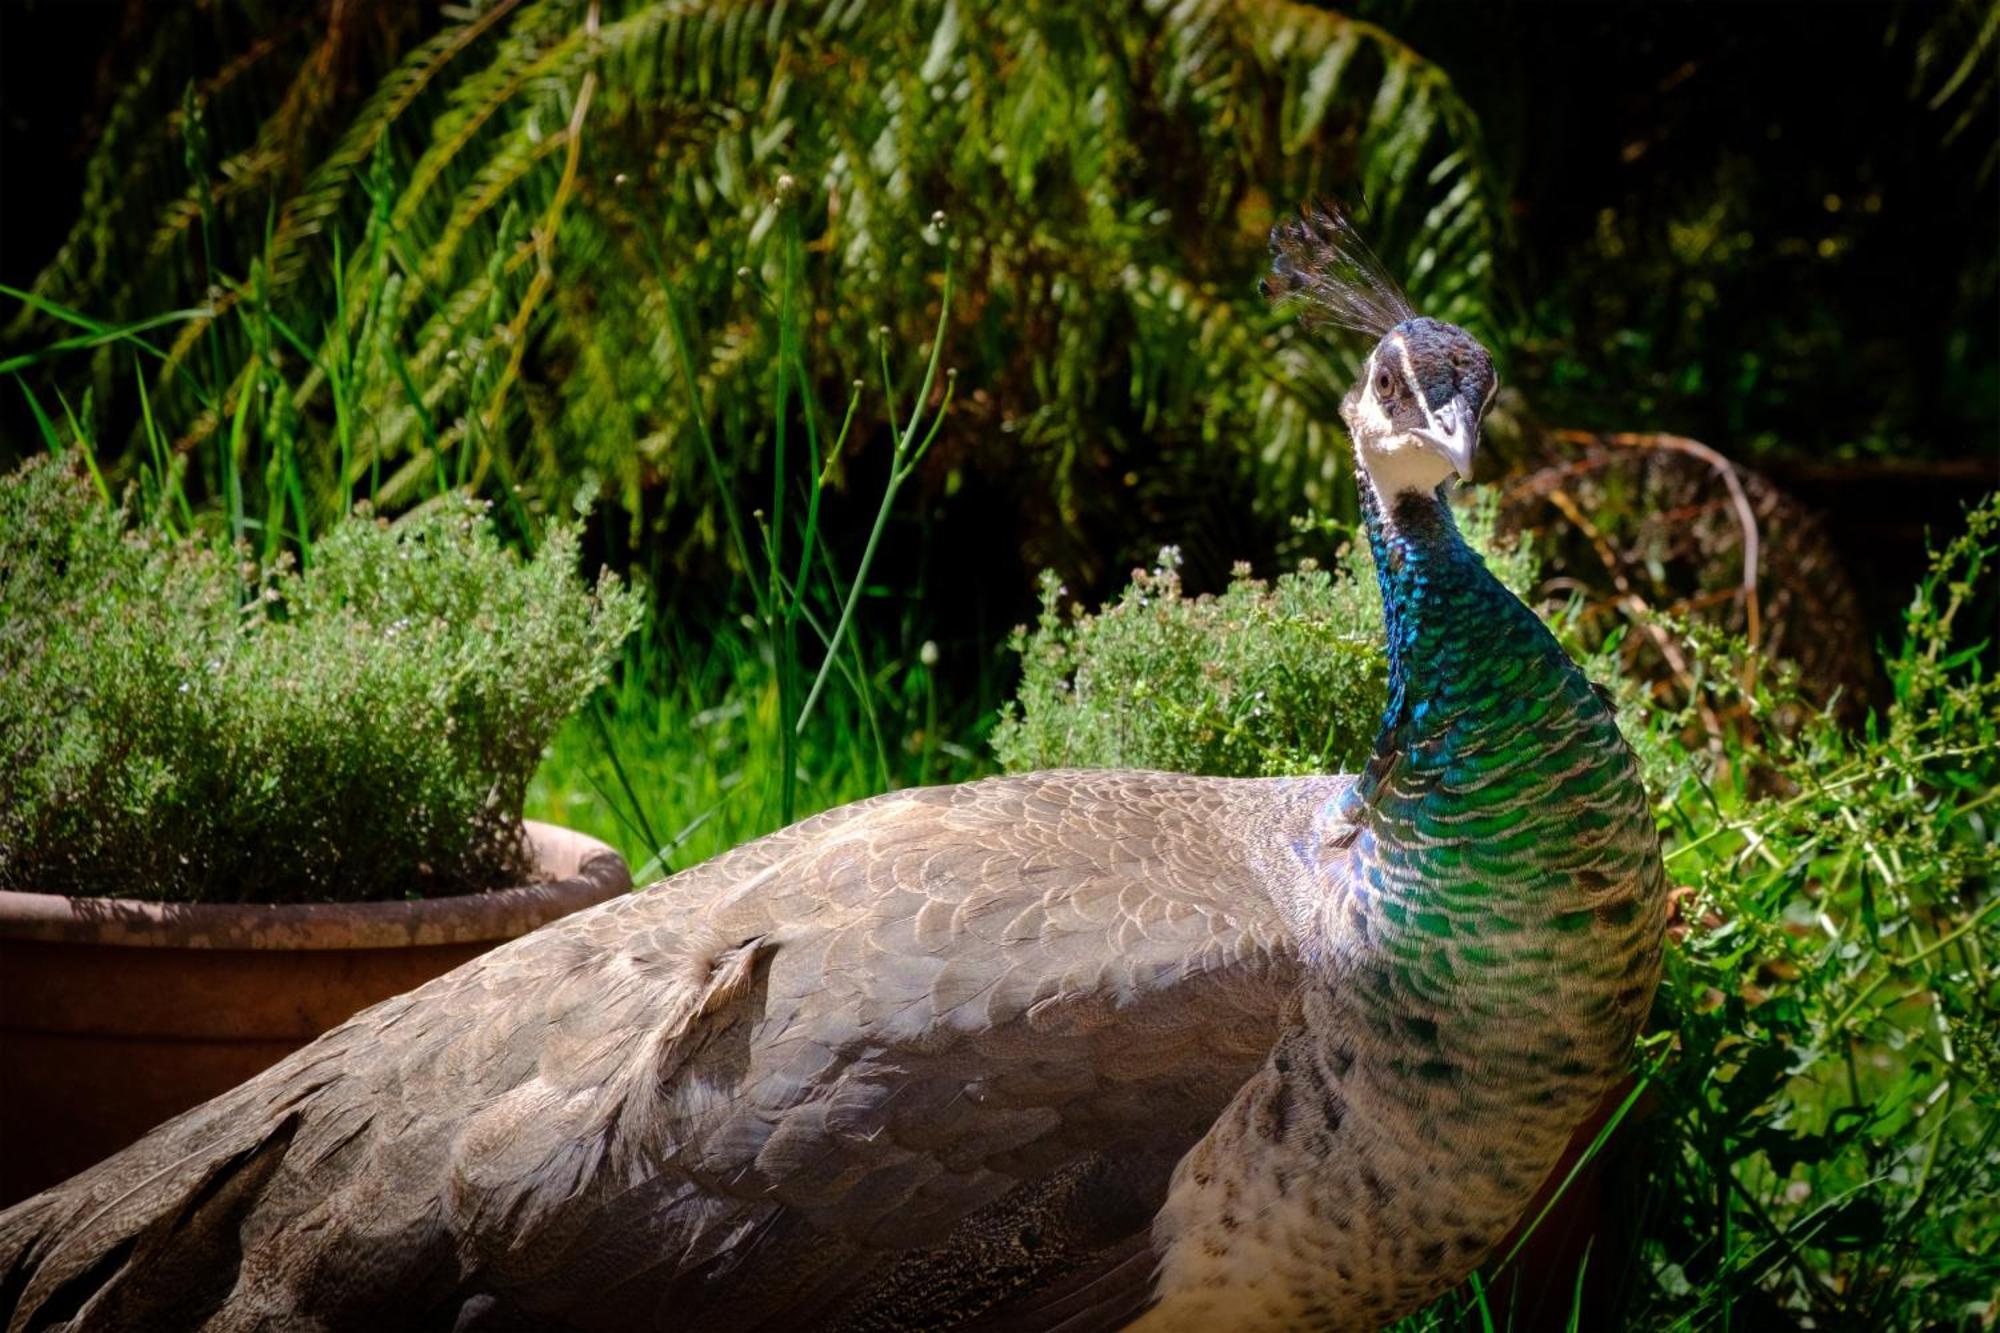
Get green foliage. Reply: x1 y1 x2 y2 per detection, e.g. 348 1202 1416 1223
519 206 984 870
6 0 1501 573
3 5 1992 1322
1617 497 2000 1329
0 455 641 903
999 489 2000 1330
528 614 987 882
993 495 1537 776
6 131 978 905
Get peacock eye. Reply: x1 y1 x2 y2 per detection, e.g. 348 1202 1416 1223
1374 368 1394 398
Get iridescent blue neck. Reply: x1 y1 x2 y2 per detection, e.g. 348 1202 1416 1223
1353 478 1563 802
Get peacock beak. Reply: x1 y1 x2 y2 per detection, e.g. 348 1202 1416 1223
1417 394 1478 482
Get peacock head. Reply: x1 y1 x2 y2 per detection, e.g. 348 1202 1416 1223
1343 316 1496 494
1265 204 1498 497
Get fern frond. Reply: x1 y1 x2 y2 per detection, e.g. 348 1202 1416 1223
19 0 1506 554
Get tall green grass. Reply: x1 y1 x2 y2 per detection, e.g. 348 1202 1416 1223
6 144 525 552
527 613 986 884
520 203 987 880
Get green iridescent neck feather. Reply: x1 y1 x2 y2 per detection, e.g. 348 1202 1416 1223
1333 479 1662 1018
1351 482 1578 811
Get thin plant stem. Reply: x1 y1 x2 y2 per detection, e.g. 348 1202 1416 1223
795 247 956 734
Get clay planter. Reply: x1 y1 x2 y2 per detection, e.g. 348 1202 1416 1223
0 820 629 1206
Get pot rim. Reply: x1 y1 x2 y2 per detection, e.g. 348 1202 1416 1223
0 820 631 950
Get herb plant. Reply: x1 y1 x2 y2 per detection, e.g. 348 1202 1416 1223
0 456 641 904
994 497 1539 778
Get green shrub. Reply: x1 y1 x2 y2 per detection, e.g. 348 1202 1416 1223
1611 497 2000 1330
992 495 1540 777
997 488 2000 1330
0 456 642 904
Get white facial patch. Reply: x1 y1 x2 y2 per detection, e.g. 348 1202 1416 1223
1349 349 1395 438
1348 338 1458 500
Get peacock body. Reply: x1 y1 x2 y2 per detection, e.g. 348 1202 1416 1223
0 210 1665 1333
1140 476 1663 1330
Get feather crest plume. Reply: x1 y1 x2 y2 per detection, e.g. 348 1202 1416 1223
1263 201 1417 338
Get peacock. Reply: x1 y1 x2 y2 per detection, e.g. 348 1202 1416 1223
0 207 1666 1333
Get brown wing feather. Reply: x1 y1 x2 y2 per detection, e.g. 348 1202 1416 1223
1 769 1344 1331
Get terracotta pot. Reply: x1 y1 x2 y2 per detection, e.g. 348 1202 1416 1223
0 820 629 1206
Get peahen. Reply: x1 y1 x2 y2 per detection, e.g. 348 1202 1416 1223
0 207 1666 1333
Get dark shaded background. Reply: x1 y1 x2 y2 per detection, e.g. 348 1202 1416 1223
1378 1 1997 629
